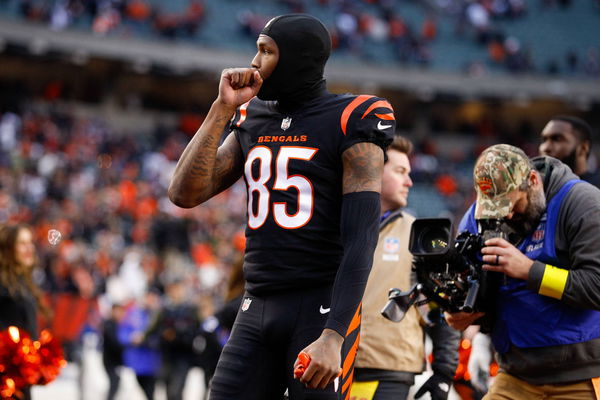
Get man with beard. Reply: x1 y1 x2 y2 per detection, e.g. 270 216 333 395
445 144 600 399
539 115 600 188
168 14 395 400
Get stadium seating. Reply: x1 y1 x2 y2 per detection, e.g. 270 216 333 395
1 0 598 77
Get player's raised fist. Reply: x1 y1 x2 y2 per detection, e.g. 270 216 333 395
218 68 263 108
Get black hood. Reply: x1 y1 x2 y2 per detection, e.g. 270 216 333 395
257 14 331 110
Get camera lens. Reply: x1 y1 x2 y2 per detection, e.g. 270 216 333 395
420 228 449 253
408 218 453 256
426 238 448 252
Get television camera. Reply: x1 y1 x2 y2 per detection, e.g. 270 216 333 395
381 218 505 323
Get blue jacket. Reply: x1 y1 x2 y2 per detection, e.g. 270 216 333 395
118 305 161 376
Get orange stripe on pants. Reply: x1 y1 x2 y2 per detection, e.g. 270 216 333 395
340 304 362 400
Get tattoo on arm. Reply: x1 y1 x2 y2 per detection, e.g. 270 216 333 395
189 133 218 181
214 135 244 193
169 107 243 207
188 112 236 177
342 142 384 193
183 130 242 201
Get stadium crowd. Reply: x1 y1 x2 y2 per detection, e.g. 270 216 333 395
1 0 599 77
0 101 249 396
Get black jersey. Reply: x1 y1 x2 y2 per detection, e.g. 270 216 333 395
232 93 395 294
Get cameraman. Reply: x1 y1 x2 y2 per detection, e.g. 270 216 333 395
351 136 460 400
447 144 600 399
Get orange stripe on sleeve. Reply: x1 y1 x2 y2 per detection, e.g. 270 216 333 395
375 113 395 120
235 99 252 127
340 95 374 135
360 100 394 120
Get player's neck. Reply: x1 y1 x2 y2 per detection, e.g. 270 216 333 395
276 80 328 113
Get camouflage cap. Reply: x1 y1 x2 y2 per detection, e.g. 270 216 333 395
474 144 531 219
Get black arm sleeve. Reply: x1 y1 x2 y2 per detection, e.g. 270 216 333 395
325 191 380 336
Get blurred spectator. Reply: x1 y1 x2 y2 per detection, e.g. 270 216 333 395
539 115 600 188
335 10 361 51
92 5 121 36
213 252 245 335
0 224 49 400
565 49 578 74
0 224 50 337
118 290 162 400
102 303 126 400
466 2 491 43
238 10 270 38
49 0 70 31
0 112 20 154
488 39 506 64
125 0 151 22
421 15 437 42
584 47 600 77
183 0 205 36
504 37 532 73
146 278 201 400
192 242 246 389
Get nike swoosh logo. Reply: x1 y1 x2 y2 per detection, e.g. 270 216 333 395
319 305 331 314
377 121 392 130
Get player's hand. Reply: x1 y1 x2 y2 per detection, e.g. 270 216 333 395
294 328 343 390
444 311 485 331
480 237 534 280
217 68 263 109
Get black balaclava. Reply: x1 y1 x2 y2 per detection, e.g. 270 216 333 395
257 14 331 110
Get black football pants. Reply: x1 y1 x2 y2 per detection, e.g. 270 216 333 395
209 286 360 400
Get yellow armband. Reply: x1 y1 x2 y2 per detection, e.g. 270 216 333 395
538 264 569 300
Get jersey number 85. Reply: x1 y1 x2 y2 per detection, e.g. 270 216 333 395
245 146 318 230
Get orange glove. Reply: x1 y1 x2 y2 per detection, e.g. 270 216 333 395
293 352 311 379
